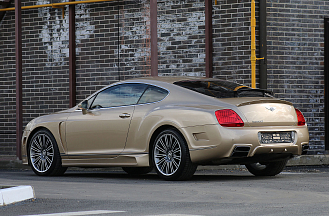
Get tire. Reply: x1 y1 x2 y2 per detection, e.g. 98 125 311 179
122 167 153 175
28 129 67 176
151 129 197 181
245 159 288 176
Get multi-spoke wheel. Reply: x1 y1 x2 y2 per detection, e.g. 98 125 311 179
28 129 67 176
152 129 197 180
245 159 288 176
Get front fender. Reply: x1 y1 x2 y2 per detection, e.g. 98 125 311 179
21 113 70 164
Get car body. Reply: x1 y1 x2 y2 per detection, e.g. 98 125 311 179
21 76 309 180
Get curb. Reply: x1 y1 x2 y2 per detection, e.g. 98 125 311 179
0 156 28 169
197 155 329 170
287 155 329 166
0 186 35 206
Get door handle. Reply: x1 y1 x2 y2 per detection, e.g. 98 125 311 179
119 113 131 118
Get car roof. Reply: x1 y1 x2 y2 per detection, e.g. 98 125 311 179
126 76 235 85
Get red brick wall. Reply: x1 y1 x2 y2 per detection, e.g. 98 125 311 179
0 0 328 155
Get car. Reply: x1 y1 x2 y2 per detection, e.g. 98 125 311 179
21 76 309 180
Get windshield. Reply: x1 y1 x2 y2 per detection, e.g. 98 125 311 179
173 80 273 98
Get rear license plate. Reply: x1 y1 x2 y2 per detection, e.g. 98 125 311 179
259 132 294 144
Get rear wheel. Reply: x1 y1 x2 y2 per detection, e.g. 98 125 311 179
28 129 67 176
245 159 288 176
151 129 197 181
122 167 153 175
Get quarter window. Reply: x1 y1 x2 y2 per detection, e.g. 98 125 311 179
90 83 148 109
138 85 168 104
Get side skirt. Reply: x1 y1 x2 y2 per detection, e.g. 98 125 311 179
61 153 149 167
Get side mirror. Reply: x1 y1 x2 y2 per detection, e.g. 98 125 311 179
78 100 89 115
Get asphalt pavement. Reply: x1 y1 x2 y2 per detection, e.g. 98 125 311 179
1 166 329 216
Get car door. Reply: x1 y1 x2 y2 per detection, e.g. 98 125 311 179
124 85 170 153
65 83 148 159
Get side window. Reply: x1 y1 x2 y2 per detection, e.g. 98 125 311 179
138 85 168 104
90 83 147 109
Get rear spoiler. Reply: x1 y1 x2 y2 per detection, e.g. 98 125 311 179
237 98 293 107
234 88 274 97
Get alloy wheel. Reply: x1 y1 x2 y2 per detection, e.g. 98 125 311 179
30 133 55 173
154 133 182 176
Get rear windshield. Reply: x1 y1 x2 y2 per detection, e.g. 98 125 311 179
173 80 272 98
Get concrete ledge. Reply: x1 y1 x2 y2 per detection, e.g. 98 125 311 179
198 155 329 170
0 186 35 206
287 155 329 166
0 156 27 169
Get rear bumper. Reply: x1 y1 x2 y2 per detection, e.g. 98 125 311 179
182 124 309 164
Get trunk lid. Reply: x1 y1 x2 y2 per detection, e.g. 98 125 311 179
220 98 297 127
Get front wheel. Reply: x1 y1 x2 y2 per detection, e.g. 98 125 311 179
245 159 288 176
151 129 197 181
28 129 67 176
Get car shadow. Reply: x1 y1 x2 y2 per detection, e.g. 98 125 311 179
59 170 279 182
2 168 283 183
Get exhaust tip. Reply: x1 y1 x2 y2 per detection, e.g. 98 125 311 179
231 146 251 157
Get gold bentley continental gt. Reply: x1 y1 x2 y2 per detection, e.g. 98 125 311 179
21 77 309 180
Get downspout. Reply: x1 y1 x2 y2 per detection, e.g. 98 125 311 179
259 0 267 89
325 17 329 151
150 0 158 76
69 0 76 107
15 0 22 159
251 0 264 88
205 0 213 78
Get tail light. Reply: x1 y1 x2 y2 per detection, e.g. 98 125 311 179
295 109 306 126
215 109 244 127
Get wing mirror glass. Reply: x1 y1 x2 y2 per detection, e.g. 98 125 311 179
78 100 89 115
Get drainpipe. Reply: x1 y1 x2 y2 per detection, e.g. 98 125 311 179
251 0 264 88
150 0 158 76
69 0 76 107
259 0 267 89
325 17 329 151
15 0 22 159
205 0 213 78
